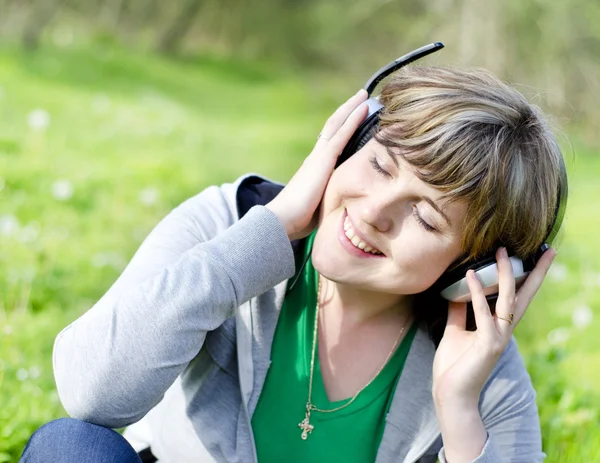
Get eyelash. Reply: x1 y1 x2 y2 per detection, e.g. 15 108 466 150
369 155 391 177
412 207 436 232
369 155 437 233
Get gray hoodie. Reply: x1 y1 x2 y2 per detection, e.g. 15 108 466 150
52 173 545 462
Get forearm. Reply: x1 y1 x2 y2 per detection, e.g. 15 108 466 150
435 400 487 463
53 205 295 427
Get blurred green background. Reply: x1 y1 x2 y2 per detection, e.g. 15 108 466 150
0 0 599 461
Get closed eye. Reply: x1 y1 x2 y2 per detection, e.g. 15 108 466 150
370 154 439 232
369 155 391 177
413 206 436 232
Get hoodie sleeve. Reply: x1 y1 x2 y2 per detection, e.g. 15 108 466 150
437 337 545 462
52 183 296 428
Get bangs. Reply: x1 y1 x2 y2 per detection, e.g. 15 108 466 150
373 123 492 206
370 66 561 263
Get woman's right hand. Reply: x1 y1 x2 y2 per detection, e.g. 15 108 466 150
266 89 369 241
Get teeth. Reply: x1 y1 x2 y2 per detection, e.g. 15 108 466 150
343 215 382 255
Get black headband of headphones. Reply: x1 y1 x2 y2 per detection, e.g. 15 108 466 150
335 42 445 168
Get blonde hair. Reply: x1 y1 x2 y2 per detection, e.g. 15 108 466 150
375 66 565 266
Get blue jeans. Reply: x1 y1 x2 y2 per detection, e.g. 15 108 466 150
20 418 143 462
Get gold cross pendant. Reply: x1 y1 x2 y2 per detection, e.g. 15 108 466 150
298 412 314 440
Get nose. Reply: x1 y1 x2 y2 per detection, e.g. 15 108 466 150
357 193 398 233
357 168 419 234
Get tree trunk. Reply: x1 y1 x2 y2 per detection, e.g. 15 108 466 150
22 0 62 50
156 0 203 54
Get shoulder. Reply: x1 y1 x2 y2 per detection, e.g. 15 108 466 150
172 172 284 237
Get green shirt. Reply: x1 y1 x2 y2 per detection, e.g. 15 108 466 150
252 230 418 462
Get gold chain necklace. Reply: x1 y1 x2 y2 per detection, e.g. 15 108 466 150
298 273 407 440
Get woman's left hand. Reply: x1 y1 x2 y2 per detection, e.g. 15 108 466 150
432 246 557 407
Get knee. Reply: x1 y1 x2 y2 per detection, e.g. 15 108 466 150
24 417 104 449
20 417 140 463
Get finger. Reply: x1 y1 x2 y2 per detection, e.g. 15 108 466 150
326 102 370 155
444 301 467 335
317 89 368 146
466 270 495 335
514 247 558 319
495 247 516 333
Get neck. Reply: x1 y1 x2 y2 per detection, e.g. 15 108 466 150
317 274 413 329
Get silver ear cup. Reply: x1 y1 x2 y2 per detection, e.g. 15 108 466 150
365 98 384 116
440 256 528 302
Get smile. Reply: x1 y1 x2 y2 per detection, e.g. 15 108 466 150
344 216 383 254
338 209 385 258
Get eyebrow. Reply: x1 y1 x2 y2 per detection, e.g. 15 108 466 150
422 196 452 227
384 146 400 168
382 146 452 227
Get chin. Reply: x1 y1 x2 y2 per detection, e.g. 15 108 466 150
310 230 340 277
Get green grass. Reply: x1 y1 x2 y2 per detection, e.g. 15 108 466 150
0 43 599 462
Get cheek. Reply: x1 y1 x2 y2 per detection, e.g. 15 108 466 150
338 150 373 185
323 153 372 200
391 233 459 290
318 158 363 223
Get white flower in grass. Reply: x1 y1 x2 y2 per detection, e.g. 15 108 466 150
139 187 159 206
52 26 73 47
92 251 125 270
548 263 568 282
21 267 36 282
3 324 13 335
16 368 29 381
52 179 74 200
131 226 149 242
558 390 575 410
20 222 40 243
0 214 19 237
7 268 20 283
92 252 109 268
547 327 570 345
56 226 70 240
158 123 175 136
92 94 111 114
29 366 41 379
28 109 51 131
572 305 593 330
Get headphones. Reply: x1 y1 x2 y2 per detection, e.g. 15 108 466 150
292 42 568 303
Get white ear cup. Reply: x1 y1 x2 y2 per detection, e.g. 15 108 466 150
440 256 528 302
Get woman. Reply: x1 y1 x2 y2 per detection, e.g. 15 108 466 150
21 60 564 462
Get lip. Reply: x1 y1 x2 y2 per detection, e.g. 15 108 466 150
338 209 385 258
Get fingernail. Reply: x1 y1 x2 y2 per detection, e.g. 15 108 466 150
500 247 507 257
